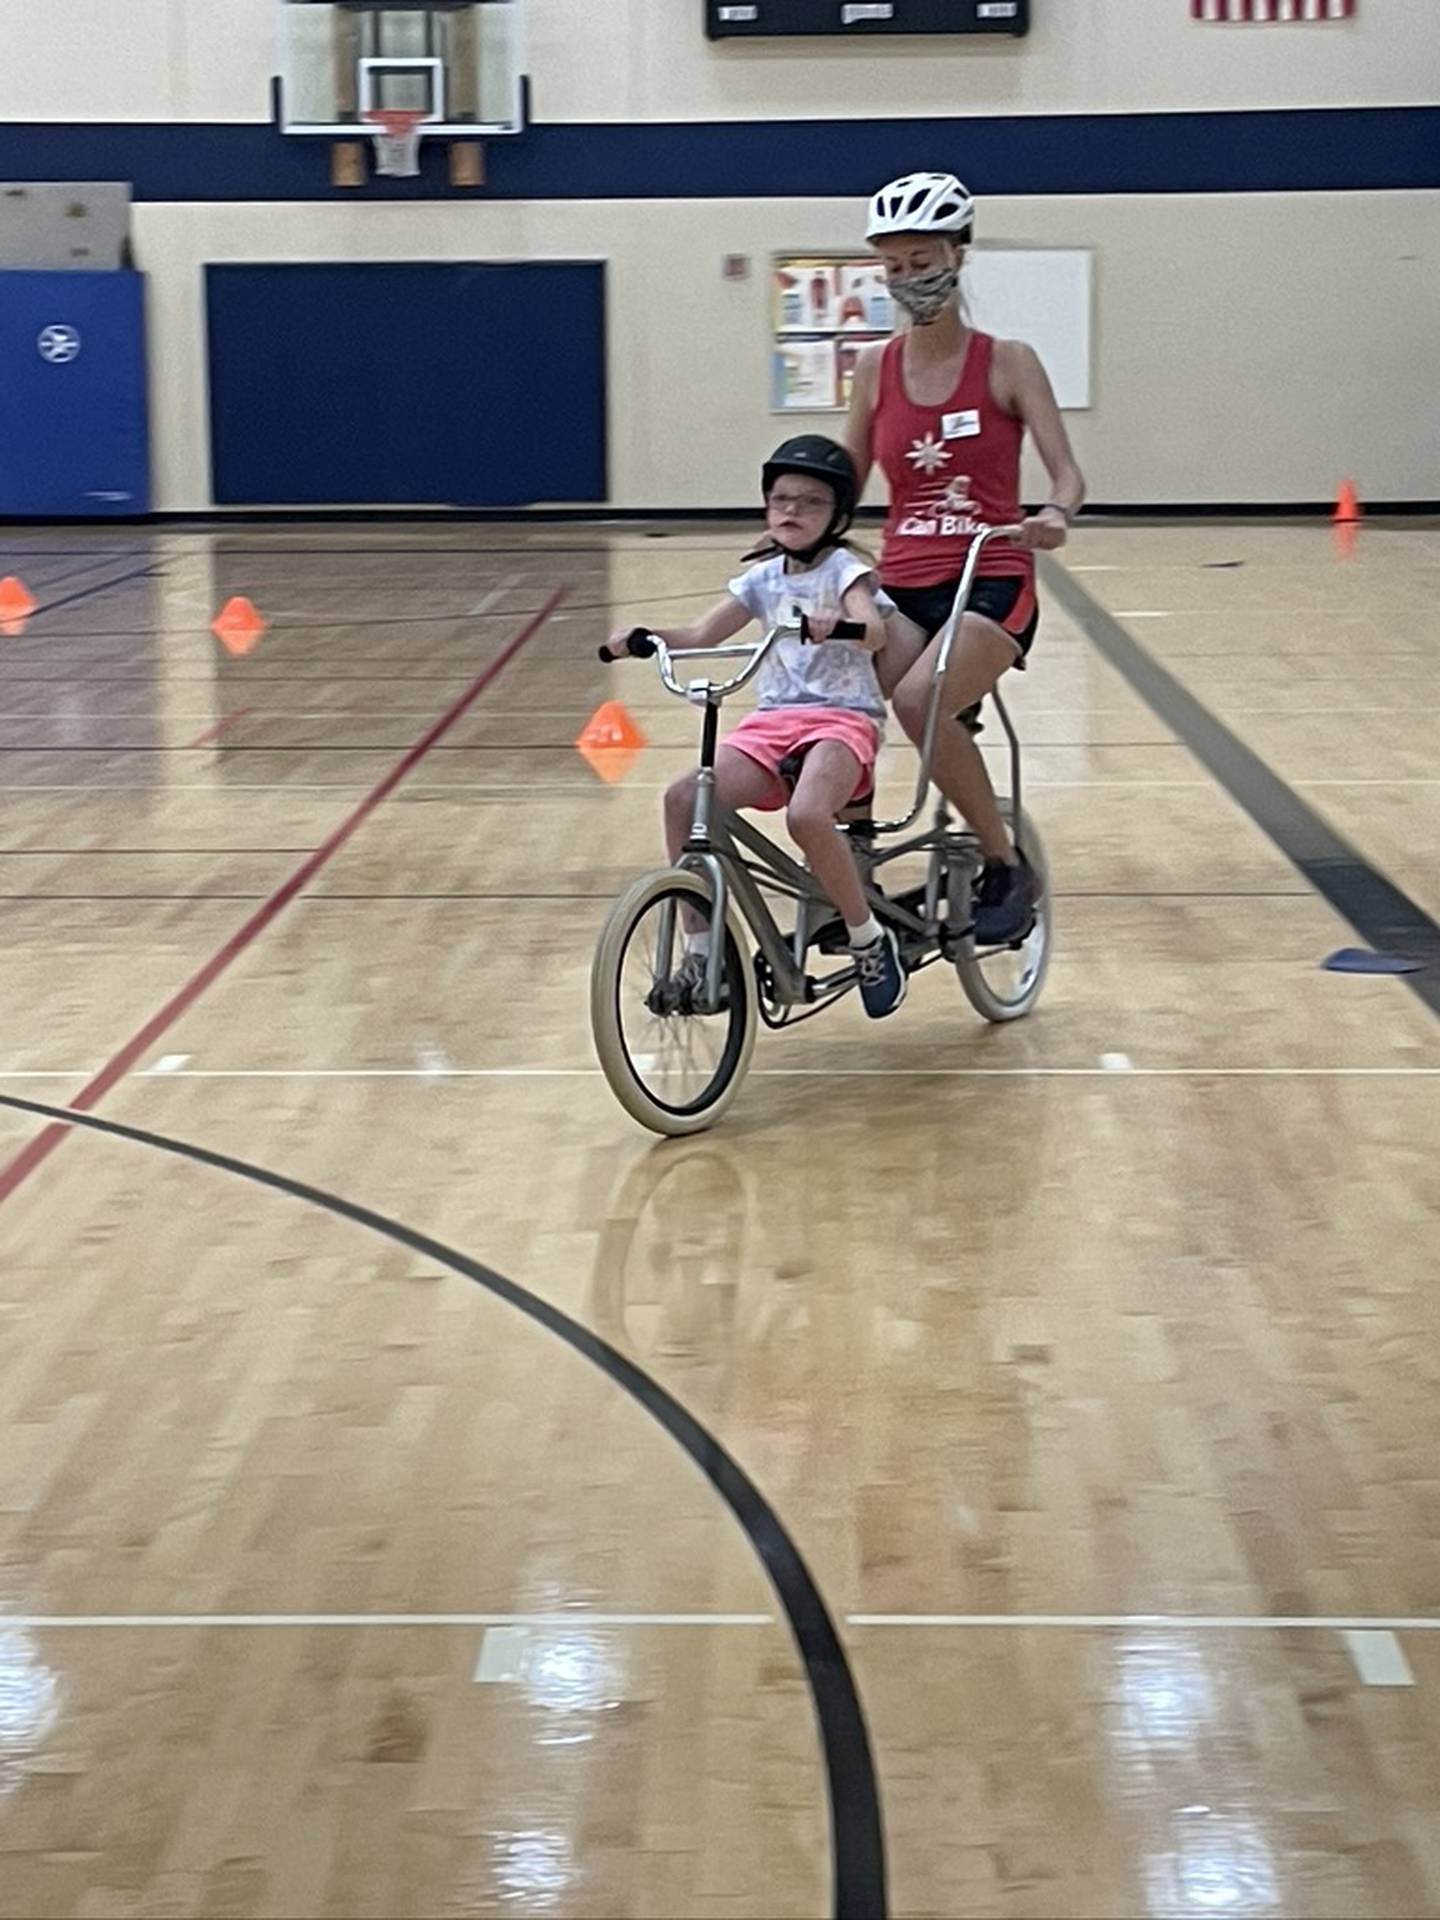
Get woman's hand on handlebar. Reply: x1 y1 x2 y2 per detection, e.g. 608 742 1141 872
1014 508 1069 553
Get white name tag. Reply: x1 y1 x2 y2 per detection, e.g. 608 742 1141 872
942 410 981 440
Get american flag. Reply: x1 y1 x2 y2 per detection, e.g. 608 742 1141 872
1193 0 1354 18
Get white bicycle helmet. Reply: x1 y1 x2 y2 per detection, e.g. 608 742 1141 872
865 172 975 243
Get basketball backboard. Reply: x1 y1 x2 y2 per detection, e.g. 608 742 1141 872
276 1 525 138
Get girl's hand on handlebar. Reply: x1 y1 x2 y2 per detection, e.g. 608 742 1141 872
599 626 657 662
1015 509 1068 552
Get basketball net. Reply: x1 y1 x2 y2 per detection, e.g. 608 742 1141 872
364 110 425 179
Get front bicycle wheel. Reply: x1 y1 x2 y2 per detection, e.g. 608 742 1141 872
954 803 1053 1022
590 869 757 1136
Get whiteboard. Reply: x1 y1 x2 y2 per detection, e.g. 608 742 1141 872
963 248 1093 410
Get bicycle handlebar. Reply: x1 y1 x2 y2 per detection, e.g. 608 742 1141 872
602 523 1029 713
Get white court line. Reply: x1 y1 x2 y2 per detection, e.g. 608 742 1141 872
847 1614 1440 1631
1342 1629 1416 1687
8 1612 774 1630
0 1071 95 1080
7 1611 1436 1636
466 584 506 619
6 778 1440 795
118 1066 1440 1082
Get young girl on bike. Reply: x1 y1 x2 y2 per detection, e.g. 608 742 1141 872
601 435 908 1019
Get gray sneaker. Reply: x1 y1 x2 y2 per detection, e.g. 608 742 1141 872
648 948 728 1016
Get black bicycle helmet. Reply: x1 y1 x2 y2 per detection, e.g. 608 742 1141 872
761 435 858 541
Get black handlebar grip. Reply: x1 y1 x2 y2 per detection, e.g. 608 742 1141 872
597 628 659 663
798 614 867 642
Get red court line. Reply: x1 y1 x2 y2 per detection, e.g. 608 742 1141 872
0 848 320 856
0 586 567 1207
185 706 253 750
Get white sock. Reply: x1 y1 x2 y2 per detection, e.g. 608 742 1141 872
847 914 882 950
685 930 711 957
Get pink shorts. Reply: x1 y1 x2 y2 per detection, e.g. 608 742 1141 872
724 706 880 812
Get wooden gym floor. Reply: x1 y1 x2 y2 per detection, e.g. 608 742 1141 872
0 516 1438 1919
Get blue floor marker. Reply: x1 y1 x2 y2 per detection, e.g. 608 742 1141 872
1323 948 1426 976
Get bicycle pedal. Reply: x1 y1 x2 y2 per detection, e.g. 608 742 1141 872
645 977 730 1017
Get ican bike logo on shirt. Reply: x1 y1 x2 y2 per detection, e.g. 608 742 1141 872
37 324 82 364
897 475 980 540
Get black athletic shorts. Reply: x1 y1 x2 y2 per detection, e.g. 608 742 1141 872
883 573 1040 657
883 573 1038 734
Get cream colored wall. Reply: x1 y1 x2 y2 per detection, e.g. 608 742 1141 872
4 0 1436 123
0 0 182 119
8 1 1433 508
532 0 1440 122
136 189 1439 511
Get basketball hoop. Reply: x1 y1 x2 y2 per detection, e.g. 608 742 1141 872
363 109 426 178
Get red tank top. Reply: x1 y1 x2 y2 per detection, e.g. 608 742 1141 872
873 330 1031 590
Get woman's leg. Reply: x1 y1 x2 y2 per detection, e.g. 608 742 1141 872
875 609 929 701
891 612 1019 862
783 741 870 929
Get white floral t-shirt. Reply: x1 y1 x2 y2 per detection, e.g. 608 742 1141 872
726 547 892 725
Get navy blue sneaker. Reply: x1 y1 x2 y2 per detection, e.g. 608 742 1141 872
972 854 1038 945
854 928 906 1019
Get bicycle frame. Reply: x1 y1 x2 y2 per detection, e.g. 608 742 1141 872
643 523 1027 1016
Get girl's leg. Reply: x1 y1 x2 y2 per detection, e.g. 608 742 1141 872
663 748 784 937
783 741 870 930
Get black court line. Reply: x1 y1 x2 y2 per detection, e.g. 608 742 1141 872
31 564 163 618
1042 557 1440 1016
201 543 750 558
0 591 701 646
0 1092 887 1920
23 555 132 595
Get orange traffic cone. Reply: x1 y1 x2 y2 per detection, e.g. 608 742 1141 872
211 595 268 657
576 699 647 784
0 576 37 636
1333 480 1363 525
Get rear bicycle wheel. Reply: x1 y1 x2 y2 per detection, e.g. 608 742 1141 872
953 803 1053 1022
590 869 757 1136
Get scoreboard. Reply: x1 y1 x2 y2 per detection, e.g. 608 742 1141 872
706 0 1028 38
